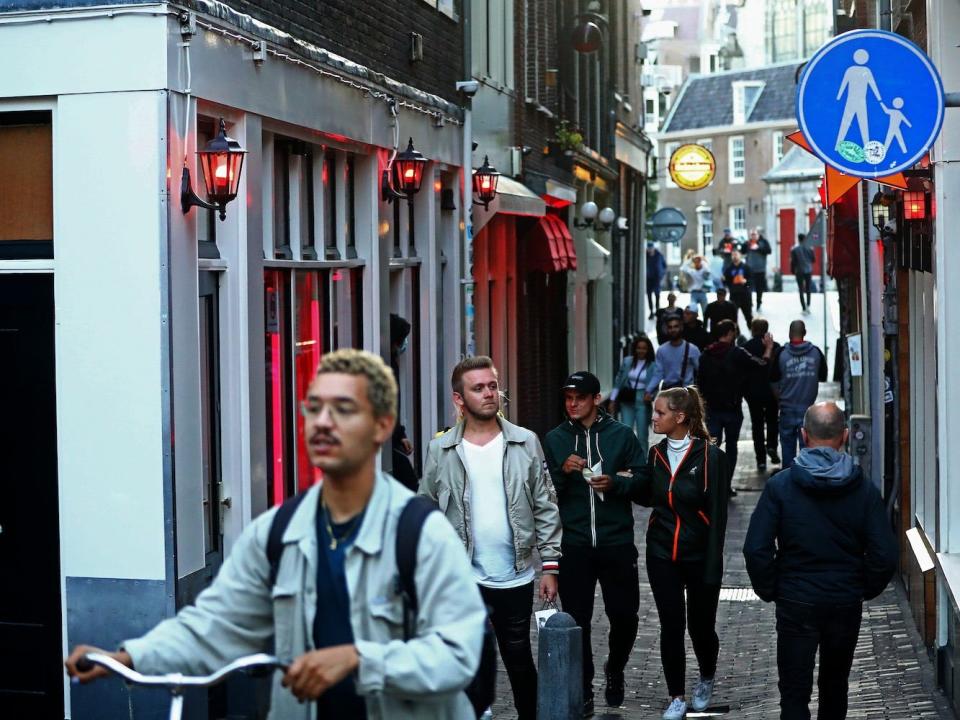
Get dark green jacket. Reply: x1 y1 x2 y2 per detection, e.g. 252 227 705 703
634 437 728 585
542 411 649 548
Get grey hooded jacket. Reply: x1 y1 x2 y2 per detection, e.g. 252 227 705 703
419 416 563 575
124 474 485 719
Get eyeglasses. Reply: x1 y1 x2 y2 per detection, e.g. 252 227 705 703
299 400 357 424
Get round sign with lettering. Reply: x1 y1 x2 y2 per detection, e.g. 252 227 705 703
669 144 716 191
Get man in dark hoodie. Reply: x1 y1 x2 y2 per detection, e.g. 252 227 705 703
741 229 772 310
542 371 649 714
772 320 828 468
743 402 897 720
696 319 774 497
682 303 710 350
743 318 781 472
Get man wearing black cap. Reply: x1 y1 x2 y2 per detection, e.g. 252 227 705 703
542 371 649 715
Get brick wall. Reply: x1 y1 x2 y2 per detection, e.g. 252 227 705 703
196 0 464 103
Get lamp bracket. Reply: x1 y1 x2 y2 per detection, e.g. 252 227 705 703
181 167 221 219
381 169 406 203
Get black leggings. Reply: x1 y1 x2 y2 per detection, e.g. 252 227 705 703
647 555 721 697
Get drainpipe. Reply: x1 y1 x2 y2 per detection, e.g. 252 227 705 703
462 0 476 356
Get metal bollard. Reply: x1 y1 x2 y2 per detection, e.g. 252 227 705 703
537 612 583 719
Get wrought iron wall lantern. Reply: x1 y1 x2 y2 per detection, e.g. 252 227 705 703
472 156 500 209
382 137 428 203
901 190 927 221
181 118 246 221
870 190 896 234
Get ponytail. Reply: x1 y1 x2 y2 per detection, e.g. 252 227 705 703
657 386 710 441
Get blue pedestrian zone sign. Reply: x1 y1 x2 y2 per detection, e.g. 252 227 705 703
797 30 944 178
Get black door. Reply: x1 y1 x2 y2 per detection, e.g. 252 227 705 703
0 275 62 717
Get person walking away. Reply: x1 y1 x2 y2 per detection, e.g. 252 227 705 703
704 288 739 339
743 402 897 720
634 387 728 720
655 292 684 345
66 349 486 719
681 254 712 317
681 304 710 351
790 234 816 315
741 230 772 311
772 320 828 469
610 336 656 456
542 371 649 715
420 356 562 720
714 228 737 272
722 250 753 327
647 242 668 319
645 318 701 401
390 313 419 491
743 318 781 472
696 320 774 498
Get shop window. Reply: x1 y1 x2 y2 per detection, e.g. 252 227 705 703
196 120 219 258
345 154 357 258
265 269 294 506
324 151 338 260
265 266 364 506
301 150 317 260
273 142 292 259
0 111 53 259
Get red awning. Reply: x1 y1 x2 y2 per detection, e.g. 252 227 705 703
525 214 577 273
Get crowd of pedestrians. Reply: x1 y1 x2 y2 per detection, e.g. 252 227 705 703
65 298 894 720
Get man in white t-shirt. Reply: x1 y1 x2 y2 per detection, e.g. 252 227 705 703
420 356 562 720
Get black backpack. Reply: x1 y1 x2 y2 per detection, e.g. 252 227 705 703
266 493 497 718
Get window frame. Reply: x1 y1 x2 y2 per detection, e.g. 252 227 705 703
729 135 746 184
729 205 747 237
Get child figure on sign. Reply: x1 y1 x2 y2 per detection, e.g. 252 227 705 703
880 97 912 155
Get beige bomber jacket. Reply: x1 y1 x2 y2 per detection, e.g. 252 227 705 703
419 417 563 575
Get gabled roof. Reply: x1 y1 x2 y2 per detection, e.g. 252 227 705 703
763 145 822 183
662 62 804 133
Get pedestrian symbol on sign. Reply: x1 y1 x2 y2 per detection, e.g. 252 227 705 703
797 30 944 179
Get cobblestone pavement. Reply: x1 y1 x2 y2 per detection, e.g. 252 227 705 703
491 382 954 719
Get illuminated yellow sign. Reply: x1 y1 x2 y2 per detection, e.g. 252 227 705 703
668 144 716 191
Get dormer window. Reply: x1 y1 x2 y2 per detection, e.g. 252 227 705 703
732 81 765 125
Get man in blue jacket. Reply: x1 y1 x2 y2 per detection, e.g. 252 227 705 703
772 320 828 468
743 402 897 720
646 242 667 319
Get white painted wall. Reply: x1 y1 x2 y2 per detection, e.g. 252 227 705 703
55 90 169 580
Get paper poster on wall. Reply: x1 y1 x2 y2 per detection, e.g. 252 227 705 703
847 333 863 377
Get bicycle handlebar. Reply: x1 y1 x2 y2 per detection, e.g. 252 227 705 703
77 652 287 689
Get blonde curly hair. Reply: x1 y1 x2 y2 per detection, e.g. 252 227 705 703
316 349 397 418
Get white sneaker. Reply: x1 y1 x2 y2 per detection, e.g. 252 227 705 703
692 676 715 711
662 697 687 719
479 710 493 720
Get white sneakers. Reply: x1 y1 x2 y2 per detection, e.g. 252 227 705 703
662 697 687 719
692 676 715 711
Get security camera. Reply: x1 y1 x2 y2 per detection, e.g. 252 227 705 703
456 80 480 97
883 218 897 236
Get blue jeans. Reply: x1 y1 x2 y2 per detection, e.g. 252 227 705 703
619 401 652 457
706 409 743 491
690 289 709 318
780 410 806 468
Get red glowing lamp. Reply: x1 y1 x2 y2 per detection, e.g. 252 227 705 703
472 155 500 209
182 118 246 221
902 190 926 221
392 137 428 197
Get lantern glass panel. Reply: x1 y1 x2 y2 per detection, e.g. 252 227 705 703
902 191 926 221
200 151 244 202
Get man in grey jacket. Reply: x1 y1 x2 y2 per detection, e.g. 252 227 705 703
67 349 485 720
772 321 828 469
420 355 561 720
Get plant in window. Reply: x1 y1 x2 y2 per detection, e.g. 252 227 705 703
551 120 584 154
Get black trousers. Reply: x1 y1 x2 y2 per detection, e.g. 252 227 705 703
559 544 640 692
796 273 813 310
746 394 779 464
479 582 538 720
706 408 742 491
776 600 862 720
752 271 768 307
646 555 721 697
729 288 753 326
647 285 661 314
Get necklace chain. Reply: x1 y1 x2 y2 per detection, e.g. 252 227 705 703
321 492 362 550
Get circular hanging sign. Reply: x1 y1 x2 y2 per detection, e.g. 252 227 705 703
797 29 944 178
668 144 716 191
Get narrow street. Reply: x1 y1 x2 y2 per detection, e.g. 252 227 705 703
491 291 951 719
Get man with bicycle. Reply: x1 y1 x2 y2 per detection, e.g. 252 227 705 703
66 349 486 719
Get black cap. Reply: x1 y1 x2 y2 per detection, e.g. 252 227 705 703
562 371 601 395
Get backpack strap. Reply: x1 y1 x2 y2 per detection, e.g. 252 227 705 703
679 341 691 384
395 495 439 640
266 491 310 588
